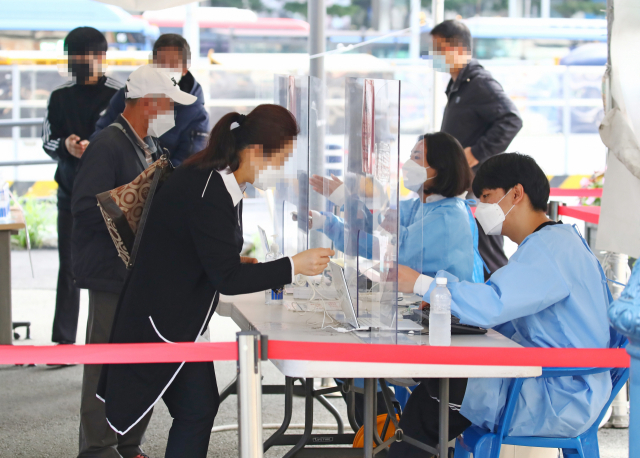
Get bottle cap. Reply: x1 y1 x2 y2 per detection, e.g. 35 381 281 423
435 277 447 286
270 242 280 253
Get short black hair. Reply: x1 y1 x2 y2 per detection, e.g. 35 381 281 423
472 153 550 212
153 34 191 65
418 132 471 198
64 27 108 56
430 20 472 52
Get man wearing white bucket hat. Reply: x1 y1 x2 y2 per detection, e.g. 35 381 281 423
71 64 196 458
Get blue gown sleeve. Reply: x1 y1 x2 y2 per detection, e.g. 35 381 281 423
317 210 375 258
318 212 346 252
397 204 451 275
424 240 571 329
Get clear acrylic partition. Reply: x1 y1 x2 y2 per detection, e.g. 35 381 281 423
343 77 401 338
273 75 311 258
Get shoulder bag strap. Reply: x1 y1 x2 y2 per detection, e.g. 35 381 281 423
110 122 149 170
127 156 169 269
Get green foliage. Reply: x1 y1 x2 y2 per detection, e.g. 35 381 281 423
327 4 361 17
10 197 56 249
206 0 266 12
553 0 605 18
284 1 309 17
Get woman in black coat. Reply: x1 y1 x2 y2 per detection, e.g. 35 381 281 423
98 104 334 457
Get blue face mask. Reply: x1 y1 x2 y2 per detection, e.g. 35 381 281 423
431 54 451 73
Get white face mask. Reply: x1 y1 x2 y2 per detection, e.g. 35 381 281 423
475 188 515 236
402 160 435 193
148 111 175 138
252 166 283 191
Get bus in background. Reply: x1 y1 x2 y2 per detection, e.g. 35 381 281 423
0 0 158 52
142 7 309 56
144 6 605 64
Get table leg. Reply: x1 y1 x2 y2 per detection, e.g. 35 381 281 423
0 231 12 345
264 377 294 452
439 378 450 458
363 378 375 458
282 378 314 458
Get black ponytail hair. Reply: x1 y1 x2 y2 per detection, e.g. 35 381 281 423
417 132 472 198
184 104 299 171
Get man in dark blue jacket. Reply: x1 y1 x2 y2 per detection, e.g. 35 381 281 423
92 34 209 165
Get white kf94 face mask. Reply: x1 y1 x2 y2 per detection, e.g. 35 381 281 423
402 160 436 193
475 188 515 236
252 166 283 190
148 111 175 138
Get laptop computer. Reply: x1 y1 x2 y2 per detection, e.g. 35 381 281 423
329 261 423 332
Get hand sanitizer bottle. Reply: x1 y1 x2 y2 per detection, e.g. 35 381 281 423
429 277 451 346
265 241 284 305
0 182 11 222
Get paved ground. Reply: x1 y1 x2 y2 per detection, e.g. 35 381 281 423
1 250 629 458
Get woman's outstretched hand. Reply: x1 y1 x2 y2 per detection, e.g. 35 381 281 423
240 257 258 264
292 248 335 276
309 174 343 195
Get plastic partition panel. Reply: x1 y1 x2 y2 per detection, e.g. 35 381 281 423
399 80 429 325
344 77 401 339
273 75 310 258
307 75 334 251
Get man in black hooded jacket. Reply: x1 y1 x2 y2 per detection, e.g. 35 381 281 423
429 20 523 280
42 27 122 345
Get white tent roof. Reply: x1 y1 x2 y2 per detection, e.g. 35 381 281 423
94 0 194 11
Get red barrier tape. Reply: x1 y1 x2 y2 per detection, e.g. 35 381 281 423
0 342 237 366
549 188 602 198
557 206 600 224
0 341 629 368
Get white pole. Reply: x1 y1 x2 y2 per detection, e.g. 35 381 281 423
12 65 20 181
237 331 263 458
309 0 326 251
508 0 521 17
183 2 200 63
431 0 444 131
409 0 421 61
309 0 325 80
541 0 551 18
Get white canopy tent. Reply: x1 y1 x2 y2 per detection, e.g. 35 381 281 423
95 0 194 10
596 0 640 258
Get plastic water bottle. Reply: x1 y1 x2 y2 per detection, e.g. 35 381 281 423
429 277 451 346
0 182 11 222
265 242 284 305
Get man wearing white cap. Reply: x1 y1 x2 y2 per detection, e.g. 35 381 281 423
71 65 196 458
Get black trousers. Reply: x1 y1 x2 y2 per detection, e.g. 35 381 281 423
162 362 220 458
52 208 81 344
80 290 151 458
387 379 471 458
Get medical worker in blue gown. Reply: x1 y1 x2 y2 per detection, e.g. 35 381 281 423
309 132 483 426
389 153 621 457
309 131 484 285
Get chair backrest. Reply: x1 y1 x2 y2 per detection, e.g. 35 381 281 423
498 329 629 440
591 333 629 428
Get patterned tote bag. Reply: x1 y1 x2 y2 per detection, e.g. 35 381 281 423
96 154 173 269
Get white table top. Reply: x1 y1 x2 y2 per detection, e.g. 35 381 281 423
217 292 542 379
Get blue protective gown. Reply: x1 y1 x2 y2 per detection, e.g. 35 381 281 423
424 223 613 437
319 196 483 283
